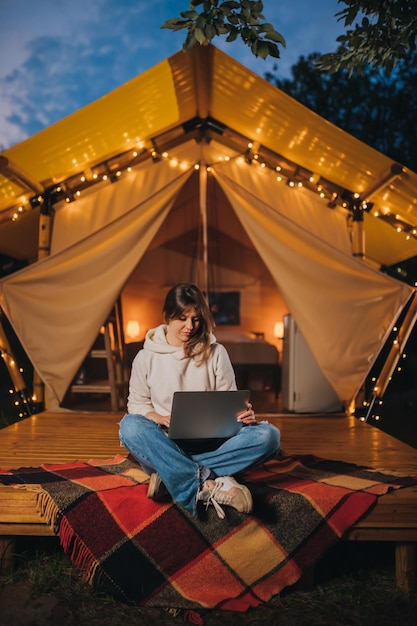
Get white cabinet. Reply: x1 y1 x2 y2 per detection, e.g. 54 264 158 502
281 314 342 413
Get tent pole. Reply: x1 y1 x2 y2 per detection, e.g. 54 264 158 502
32 197 53 409
352 204 365 260
199 165 209 297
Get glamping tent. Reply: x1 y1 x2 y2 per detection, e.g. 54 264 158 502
0 44 416 412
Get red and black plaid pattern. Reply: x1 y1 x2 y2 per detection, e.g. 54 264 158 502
1 454 416 611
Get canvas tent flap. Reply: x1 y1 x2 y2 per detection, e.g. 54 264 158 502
0 167 193 405
212 158 414 404
50 143 197 254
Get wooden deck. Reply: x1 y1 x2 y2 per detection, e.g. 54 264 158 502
1 409 417 591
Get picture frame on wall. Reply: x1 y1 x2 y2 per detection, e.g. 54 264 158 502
208 291 240 325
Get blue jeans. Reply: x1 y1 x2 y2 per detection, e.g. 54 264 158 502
119 414 281 516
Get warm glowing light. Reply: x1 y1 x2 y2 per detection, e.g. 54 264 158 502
273 321 284 339
126 320 140 339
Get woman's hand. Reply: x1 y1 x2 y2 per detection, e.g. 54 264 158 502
237 402 257 426
146 411 171 429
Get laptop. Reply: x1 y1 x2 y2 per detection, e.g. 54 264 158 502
168 390 250 453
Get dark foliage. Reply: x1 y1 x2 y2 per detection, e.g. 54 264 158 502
265 50 417 172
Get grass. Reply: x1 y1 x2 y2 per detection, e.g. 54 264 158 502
1 538 417 626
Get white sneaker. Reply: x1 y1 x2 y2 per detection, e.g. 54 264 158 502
147 472 169 500
197 476 253 519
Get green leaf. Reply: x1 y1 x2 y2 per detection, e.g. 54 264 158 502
265 30 286 46
183 30 198 51
255 40 270 59
266 41 281 59
221 1 240 8
252 0 264 12
227 14 239 25
215 24 229 34
194 27 208 43
161 18 190 31
226 29 238 42
180 10 199 19
204 23 217 40
261 22 275 32
196 15 207 29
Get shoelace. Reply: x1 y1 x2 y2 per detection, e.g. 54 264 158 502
199 481 226 519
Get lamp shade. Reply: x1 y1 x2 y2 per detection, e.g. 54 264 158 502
273 321 284 339
126 320 140 339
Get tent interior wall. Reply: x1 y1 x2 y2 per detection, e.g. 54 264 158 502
1 44 417 421
121 168 287 347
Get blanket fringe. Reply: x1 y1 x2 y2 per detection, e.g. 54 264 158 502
35 489 61 531
31 488 118 596
59 516 98 584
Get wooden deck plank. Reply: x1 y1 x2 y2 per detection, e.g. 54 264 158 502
1 409 416 590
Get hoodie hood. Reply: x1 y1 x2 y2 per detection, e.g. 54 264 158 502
143 324 217 360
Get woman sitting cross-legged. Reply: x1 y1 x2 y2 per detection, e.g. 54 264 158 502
119 283 281 518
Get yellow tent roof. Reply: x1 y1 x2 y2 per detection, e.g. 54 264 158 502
1 44 417 266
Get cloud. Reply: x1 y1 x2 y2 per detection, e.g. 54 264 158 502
0 0 189 148
0 0 342 150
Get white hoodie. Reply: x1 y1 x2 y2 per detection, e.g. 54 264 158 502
127 324 237 417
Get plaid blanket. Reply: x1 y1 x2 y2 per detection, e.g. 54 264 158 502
1 454 416 612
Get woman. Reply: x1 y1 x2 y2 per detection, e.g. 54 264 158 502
119 283 281 518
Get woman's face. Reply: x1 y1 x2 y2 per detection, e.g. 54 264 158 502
166 305 200 347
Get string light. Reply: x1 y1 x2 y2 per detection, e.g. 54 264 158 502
4 134 416 245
